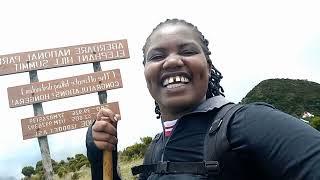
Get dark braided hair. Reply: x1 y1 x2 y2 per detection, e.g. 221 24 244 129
143 19 224 119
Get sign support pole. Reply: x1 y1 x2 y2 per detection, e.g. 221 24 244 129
93 62 116 180
29 70 53 180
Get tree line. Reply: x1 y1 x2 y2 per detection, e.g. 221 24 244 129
22 153 90 179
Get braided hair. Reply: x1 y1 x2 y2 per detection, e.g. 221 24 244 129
143 19 224 119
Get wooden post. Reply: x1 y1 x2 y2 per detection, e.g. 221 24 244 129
93 62 114 180
29 70 53 180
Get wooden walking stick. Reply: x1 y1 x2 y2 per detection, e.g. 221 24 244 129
103 150 113 179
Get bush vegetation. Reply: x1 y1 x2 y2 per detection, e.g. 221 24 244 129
21 136 153 179
21 166 35 177
22 153 90 179
120 136 152 162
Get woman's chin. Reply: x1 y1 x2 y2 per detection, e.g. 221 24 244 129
161 98 200 114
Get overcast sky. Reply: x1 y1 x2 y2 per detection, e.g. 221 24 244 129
0 0 319 178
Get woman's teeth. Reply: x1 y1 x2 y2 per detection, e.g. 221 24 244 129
163 76 190 87
166 83 184 89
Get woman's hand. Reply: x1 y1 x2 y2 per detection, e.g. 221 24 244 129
92 107 121 151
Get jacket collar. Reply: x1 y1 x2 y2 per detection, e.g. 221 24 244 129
160 95 231 122
159 96 231 136
188 95 231 114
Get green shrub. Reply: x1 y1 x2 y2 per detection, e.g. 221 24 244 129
35 161 43 174
71 172 80 180
310 116 320 130
22 166 35 177
57 166 67 178
120 136 153 161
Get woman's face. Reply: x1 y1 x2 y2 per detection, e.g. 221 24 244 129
144 24 210 120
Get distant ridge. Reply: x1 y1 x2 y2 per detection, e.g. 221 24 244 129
241 78 320 117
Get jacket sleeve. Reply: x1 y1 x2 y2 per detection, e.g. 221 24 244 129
86 123 103 179
228 103 320 180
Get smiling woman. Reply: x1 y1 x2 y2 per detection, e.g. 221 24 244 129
86 19 320 180
143 22 212 120
142 19 224 120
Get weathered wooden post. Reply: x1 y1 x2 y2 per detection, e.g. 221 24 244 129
30 70 53 179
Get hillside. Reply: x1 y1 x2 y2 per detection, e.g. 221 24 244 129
241 78 320 117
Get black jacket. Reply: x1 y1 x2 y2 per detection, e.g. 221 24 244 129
86 96 320 179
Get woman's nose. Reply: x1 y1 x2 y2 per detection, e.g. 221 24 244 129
162 54 184 70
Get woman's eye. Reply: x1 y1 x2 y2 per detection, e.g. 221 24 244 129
148 54 164 61
181 50 197 56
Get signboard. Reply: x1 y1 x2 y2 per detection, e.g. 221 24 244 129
21 102 120 140
0 39 129 76
0 39 129 179
8 69 122 107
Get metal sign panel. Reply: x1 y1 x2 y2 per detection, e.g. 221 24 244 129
8 69 122 107
21 102 120 140
0 39 129 76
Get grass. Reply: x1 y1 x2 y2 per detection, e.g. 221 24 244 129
28 158 143 180
119 158 143 180
29 168 91 180
53 168 91 180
